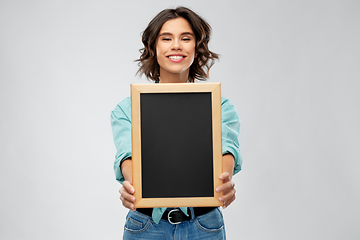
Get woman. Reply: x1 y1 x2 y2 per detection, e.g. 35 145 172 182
111 6 242 239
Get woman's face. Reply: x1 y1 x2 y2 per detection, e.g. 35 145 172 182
156 17 196 80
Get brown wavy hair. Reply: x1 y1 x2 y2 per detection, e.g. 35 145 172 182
136 7 219 82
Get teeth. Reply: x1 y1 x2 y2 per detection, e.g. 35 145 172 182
168 56 184 59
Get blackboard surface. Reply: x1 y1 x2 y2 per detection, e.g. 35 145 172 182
140 92 214 198
131 83 222 208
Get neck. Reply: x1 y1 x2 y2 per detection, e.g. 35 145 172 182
159 69 189 83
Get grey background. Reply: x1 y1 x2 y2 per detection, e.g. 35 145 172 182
1 0 359 239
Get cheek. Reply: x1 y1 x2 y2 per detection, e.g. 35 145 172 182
155 46 159 57
156 44 166 59
155 47 161 64
189 44 196 58
155 41 161 57
190 46 196 60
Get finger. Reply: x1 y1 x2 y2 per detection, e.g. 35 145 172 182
219 188 236 203
122 197 136 211
119 182 136 211
120 188 136 203
122 181 135 194
216 181 235 193
222 182 233 196
223 192 236 209
219 172 231 182
119 188 136 211
221 189 236 208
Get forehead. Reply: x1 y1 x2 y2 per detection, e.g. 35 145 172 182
159 17 193 34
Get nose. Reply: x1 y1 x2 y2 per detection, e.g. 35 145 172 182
171 40 182 50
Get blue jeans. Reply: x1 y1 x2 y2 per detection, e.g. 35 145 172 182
123 207 226 239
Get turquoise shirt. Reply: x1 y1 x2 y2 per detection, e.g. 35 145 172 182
111 96 243 223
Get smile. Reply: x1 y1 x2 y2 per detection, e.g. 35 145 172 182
167 55 186 63
168 55 184 59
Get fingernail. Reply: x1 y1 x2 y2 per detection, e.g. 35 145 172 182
219 197 224 202
216 187 220 192
131 197 135 202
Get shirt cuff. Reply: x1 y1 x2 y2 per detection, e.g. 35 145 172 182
114 152 132 184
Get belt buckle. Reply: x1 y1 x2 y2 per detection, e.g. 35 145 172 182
167 209 182 225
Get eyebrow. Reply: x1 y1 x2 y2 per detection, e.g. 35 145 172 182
158 32 194 37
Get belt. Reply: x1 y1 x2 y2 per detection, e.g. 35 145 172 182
137 207 216 225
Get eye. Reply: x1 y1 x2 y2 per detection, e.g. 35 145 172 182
162 38 171 41
182 38 190 41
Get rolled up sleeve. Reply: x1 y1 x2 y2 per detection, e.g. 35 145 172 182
221 97 243 175
110 97 132 184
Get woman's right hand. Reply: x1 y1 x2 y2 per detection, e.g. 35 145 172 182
119 180 136 211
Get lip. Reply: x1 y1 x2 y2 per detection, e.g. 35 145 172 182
166 54 186 63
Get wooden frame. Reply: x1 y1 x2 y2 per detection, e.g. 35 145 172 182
131 83 222 208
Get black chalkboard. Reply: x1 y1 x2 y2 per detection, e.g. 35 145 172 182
140 92 213 198
131 83 222 208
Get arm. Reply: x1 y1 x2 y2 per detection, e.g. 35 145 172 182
216 154 236 208
111 98 132 184
118 159 136 211
216 97 243 208
110 98 136 210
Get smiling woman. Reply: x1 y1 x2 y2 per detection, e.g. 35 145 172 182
111 6 243 240
156 18 196 83
136 6 219 82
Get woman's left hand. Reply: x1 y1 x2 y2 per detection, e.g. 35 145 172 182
216 172 236 209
